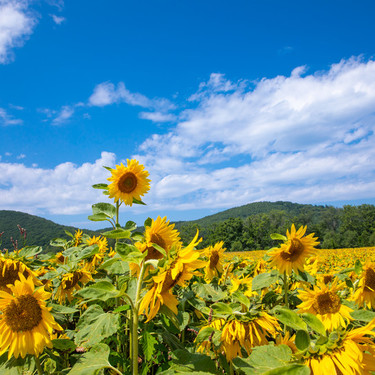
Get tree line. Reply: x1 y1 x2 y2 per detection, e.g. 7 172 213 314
177 204 375 251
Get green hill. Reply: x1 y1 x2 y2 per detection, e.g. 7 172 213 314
0 210 95 252
1 201 375 253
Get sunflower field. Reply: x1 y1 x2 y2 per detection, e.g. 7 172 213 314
1 159 375 375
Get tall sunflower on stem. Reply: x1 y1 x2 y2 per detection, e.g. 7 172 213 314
0 273 62 369
107 159 151 206
268 224 319 307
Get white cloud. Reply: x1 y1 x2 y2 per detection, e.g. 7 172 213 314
51 105 74 125
88 81 175 112
0 0 38 64
139 111 176 122
0 107 23 125
0 152 117 215
16 153 25 159
134 57 375 210
50 14 65 25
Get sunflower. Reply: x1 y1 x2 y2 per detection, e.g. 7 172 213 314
74 229 83 246
204 241 226 283
0 274 62 359
297 281 352 330
198 313 280 361
0 257 38 293
107 159 150 206
139 232 204 322
304 319 375 375
130 216 181 275
50 252 66 265
85 235 108 271
229 275 257 298
268 224 319 275
352 262 375 309
196 318 225 356
55 267 93 303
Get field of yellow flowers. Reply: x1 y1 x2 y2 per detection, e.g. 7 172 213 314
1 159 375 375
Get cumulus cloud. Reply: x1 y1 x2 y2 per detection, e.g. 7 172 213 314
134 57 375 210
0 107 23 125
88 81 175 113
51 105 74 125
0 0 38 63
50 14 65 25
0 152 116 215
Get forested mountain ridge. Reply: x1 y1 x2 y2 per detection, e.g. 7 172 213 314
0 210 96 252
1 201 375 252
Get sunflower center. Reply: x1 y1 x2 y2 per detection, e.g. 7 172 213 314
209 251 220 269
280 239 304 262
0 261 29 292
4 295 42 332
313 292 341 315
118 172 137 193
364 267 375 292
161 269 182 293
64 272 82 289
145 233 167 260
323 275 333 284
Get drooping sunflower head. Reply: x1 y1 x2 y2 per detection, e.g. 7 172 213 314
204 241 226 282
107 159 151 206
0 257 37 293
353 262 375 309
144 216 181 260
304 319 375 375
268 224 319 275
55 267 93 303
0 273 62 359
297 281 352 330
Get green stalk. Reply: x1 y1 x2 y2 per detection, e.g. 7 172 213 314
116 201 120 227
132 261 147 375
283 271 289 308
34 356 44 375
229 361 235 375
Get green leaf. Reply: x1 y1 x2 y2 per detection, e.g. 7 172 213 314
67 343 114 375
52 338 77 352
101 228 131 239
133 197 146 205
88 213 111 222
17 246 43 258
142 331 158 361
168 349 218 374
350 309 375 322
273 307 307 331
113 305 131 313
64 244 99 262
263 364 310 375
195 327 215 343
301 313 326 336
92 183 108 189
75 305 120 348
124 220 137 231
233 344 310 375
144 217 152 227
92 202 116 218
115 242 145 264
76 280 121 302
270 233 287 241
99 256 130 274
211 302 233 317
50 238 67 247
232 291 250 309
191 283 227 302
354 259 363 275
49 303 78 314
295 330 310 351
0 354 35 375
252 272 279 291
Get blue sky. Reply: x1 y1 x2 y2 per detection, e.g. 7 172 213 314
1 0 375 229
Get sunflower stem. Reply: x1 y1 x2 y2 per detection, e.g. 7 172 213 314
283 271 289 309
132 260 147 375
229 361 235 375
35 356 44 375
115 201 120 227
